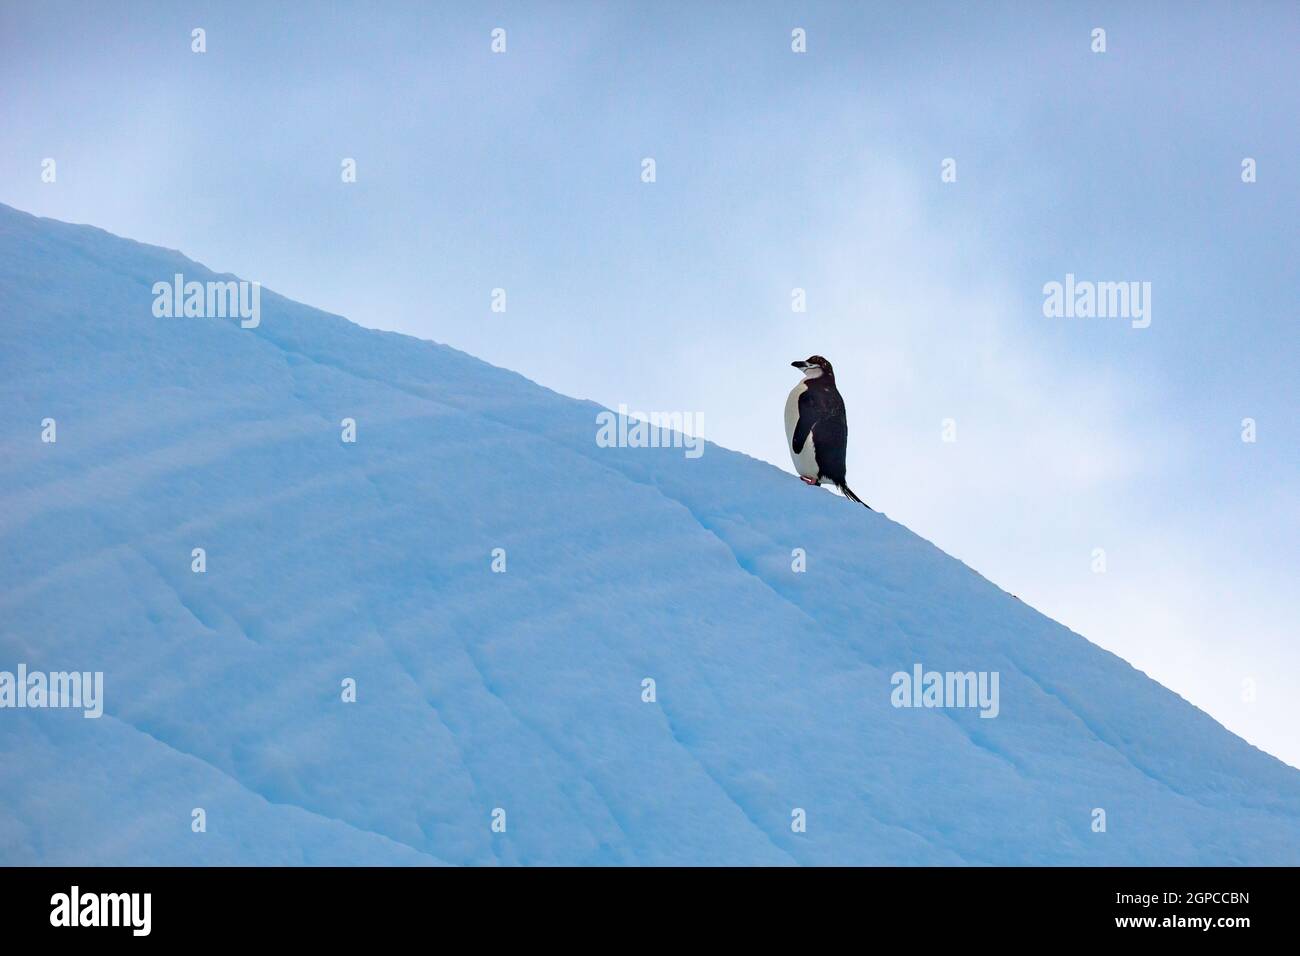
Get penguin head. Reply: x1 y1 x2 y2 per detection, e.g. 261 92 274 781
791 355 834 380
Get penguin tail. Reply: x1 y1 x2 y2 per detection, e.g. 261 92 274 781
838 483 872 510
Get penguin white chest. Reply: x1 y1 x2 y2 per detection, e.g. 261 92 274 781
784 382 820 481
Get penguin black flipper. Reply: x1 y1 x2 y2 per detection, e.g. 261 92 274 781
792 385 834 454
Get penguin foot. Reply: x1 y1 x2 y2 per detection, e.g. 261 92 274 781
800 475 818 485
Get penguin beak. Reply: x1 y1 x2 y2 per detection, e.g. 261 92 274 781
791 360 809 370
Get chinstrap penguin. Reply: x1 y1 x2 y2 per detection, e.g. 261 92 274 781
785 355 870 508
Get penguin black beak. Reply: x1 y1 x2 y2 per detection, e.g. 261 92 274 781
791 360 809 369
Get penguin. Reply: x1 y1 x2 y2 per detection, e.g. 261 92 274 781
785 355 870 508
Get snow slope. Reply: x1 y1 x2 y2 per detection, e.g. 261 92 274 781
1 202 1297 865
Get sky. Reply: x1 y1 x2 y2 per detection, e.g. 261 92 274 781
2 1 1296 766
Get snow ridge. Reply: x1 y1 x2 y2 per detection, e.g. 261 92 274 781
1 203 1298 865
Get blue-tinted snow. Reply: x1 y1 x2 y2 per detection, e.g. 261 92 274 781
1 203 1297 865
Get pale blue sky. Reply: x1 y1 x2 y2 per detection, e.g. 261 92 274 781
2 1 1297 764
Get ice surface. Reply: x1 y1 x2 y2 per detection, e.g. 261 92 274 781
1 203 1297 865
